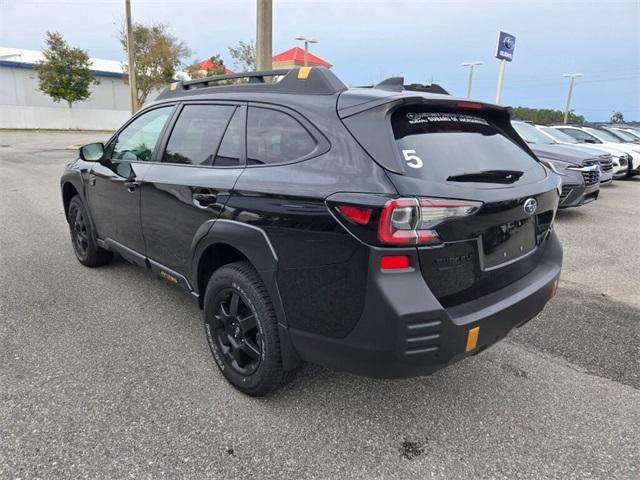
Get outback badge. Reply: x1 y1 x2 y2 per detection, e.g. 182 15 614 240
524 198 537 215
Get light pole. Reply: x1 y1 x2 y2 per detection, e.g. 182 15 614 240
563 73 583 124
256 0 272 71
295 36 318 66
462 61 482 98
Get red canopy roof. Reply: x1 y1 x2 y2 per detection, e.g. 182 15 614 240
272 47 331 67
197 58 234 74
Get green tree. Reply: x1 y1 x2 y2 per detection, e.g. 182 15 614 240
610 111 625 124
512 107 585 125
228 40 256 72
120 22 192 106
34 31 99 108
186 54 227 79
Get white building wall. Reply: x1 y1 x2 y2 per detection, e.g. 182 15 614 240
0 65 132 130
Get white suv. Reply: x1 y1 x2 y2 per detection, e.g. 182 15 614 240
552 125 639 177
537 125 628 179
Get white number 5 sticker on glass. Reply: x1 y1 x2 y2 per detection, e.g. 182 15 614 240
402 149 424 168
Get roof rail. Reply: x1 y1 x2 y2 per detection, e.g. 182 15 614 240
156 67 347 100
181 69 290 89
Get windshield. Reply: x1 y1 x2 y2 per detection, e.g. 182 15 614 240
617 128 640 140
391 108 539 182
512 122 555 145
608 128 637 142
538 126 578 144
584 127 621 143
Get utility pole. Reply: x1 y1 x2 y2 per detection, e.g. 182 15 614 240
256 0 272 71
462 61 482 98
125 0 137 113
296 36 318 66
563 73 583 124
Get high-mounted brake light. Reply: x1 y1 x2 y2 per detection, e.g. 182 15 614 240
378 197 481 246
337 205 373 225
456 101 483 109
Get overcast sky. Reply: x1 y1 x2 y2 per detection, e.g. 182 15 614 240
2 0 638 121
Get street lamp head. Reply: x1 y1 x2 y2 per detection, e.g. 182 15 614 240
296 36 318 44
563 73 584 78
462 61 483 67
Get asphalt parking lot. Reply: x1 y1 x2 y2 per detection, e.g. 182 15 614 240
1 130 639 479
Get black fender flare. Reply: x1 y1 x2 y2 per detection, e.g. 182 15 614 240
191 219 300 371
60 166 104 243
60 168 86 221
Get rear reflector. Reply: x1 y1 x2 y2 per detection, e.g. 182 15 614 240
465 326 480 352
337 205 373 225
380 255 410 270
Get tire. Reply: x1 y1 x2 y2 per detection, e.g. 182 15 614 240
67 195 113 267
203 261 295 396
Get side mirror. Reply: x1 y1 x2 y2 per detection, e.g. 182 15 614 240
584 139 597 144
79 142 105 161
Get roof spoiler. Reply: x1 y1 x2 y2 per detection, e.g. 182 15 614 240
156 67 348 100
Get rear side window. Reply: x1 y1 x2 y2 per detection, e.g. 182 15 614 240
163 104 234 166
391 108 538 180
247 107 316 165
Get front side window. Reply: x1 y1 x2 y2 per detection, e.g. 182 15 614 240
111 106 173 161
247 107 316 165
163 104 235 166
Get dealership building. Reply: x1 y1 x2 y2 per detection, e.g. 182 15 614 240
0 46 332 130
0 47 131 130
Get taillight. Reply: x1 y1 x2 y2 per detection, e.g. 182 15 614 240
378 197 481 246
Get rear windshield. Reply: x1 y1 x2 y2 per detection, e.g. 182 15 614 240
391 108 539 181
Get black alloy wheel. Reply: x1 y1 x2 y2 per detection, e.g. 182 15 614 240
213 288 262 376
67 196 112 267
71 205 90 258
203 261 297 396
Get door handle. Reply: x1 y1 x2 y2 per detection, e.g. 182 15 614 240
192 191 217 208
123 179 140 192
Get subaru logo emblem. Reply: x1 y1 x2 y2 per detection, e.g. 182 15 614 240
503 36 515 50
524 198 537 215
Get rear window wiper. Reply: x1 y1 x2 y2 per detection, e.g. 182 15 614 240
446 170 524 184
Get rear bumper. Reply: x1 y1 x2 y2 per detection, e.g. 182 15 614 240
288 232 562 378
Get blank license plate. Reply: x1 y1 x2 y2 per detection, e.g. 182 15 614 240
481 219 536 270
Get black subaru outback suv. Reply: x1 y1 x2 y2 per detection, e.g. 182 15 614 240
61 67 562 395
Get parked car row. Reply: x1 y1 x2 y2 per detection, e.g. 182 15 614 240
512 121 639 209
